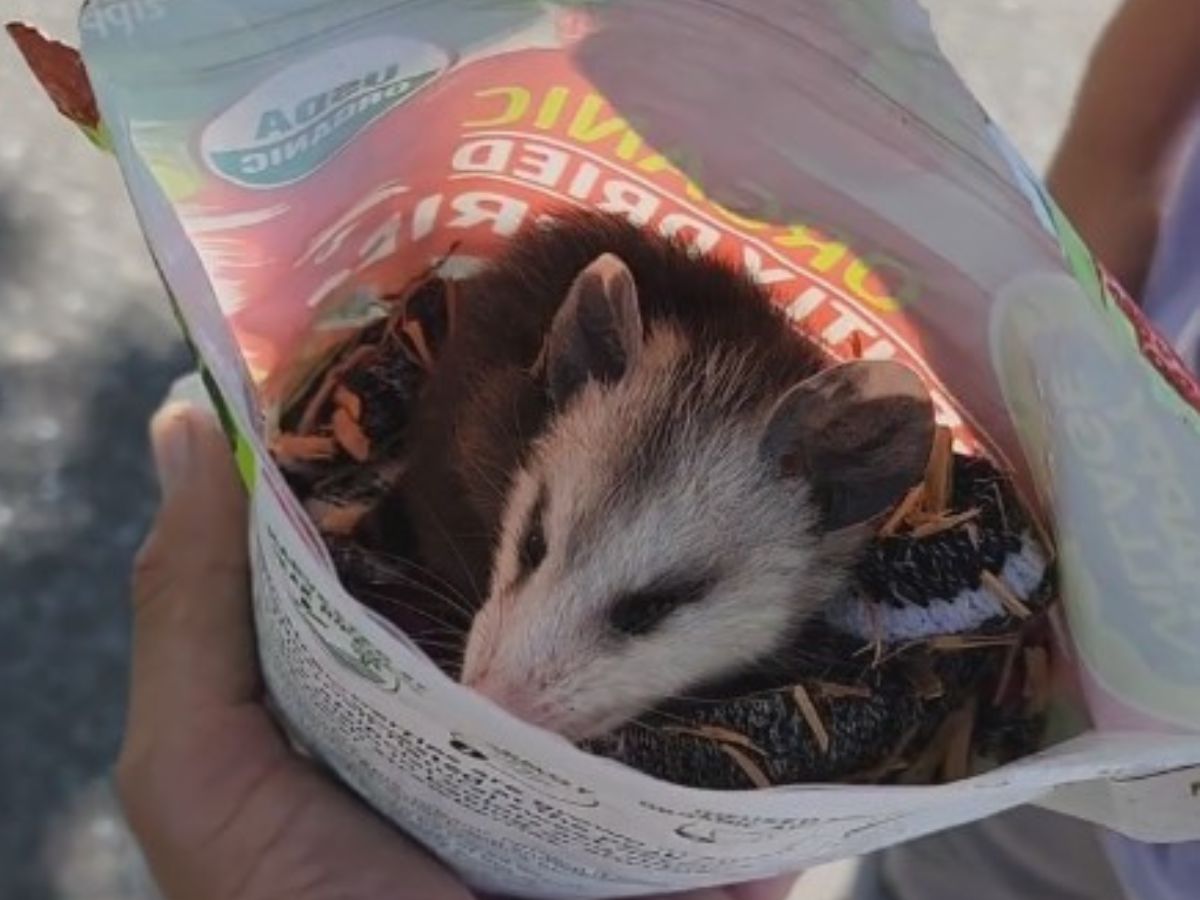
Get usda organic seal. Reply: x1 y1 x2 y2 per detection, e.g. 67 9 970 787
201 35 450 189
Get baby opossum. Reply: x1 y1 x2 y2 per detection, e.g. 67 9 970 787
359 210 935 742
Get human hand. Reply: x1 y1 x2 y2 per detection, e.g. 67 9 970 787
118 402 477 900
117 400 797 900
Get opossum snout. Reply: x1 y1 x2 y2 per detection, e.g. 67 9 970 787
463 666 581 738
464 670 538 721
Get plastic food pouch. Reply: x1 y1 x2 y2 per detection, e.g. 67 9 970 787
10 2 1200 896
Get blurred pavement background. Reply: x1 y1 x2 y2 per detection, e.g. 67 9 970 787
0 2 1118 898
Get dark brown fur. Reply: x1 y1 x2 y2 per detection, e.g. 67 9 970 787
359 210 828 609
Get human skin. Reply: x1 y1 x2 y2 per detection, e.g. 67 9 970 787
1046 0 1200 295
116 403 796 900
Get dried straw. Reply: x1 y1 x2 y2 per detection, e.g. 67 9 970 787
296 345 376 435
333 384 363 421
1023 646 1051 715
982 570 1032 620
332 408 371 462
662 724 765 756
923 427 954 514
792 685 831 754
815 681 873 700
272 434 338 467
911 508 981 539
718 744 772 789
880 486 926 537
991 639 1022 706
939 696 978 783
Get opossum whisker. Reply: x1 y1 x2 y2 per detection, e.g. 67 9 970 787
765 642 851 668
358 577 474 623
352 588 472 637
626 718 669 738
405 492 485 603
406 637 469 656
366 608 467 641
311 458 405 495
350 562 477 621
405 630 468 646
658 692 760 706
346 541 473 600
412 637 469 652
508 381 532 454
410 628 467 643
460 454 513 505
629 709 763 737
637 708 705 728
368 552 480 619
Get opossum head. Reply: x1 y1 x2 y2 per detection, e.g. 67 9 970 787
461 253 935 741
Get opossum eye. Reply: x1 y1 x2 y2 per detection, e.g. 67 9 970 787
609 576 710 637
518 489 548 574
520 522 546 572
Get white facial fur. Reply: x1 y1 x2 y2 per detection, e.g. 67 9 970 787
460 327 858 741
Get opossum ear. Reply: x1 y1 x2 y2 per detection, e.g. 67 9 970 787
544 253 643 409
761 360 935 531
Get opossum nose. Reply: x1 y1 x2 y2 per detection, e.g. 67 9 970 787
460 656 489 687
469 674 556 730
459 626 497 685
472 673 533 710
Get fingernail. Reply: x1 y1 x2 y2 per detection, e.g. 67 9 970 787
150 402 199 494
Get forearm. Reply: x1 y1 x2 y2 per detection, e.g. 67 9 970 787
1051 0 1200 181
1046 0 1200 291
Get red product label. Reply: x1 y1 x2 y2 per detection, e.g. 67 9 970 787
1105 271 1200 416
187 49 1001 464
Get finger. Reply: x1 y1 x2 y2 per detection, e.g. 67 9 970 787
129 402 255 723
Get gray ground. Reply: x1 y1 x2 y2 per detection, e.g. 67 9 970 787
0 2 1117 898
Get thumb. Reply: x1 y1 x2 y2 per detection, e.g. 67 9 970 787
128 402 256 725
